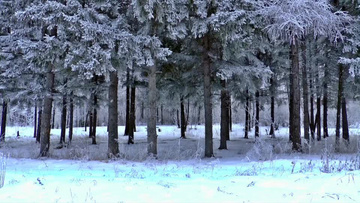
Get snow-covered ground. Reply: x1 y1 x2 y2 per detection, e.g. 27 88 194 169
0 125 360 202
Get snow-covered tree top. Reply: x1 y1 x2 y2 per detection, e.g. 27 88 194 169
256 0 351 44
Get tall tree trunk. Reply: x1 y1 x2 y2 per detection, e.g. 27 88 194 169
342 65 349 143
301 42 310 143
88 111 93 138
310 76 315 140
69 92 74 143
269 77 276 138
0 100 7 142
60 94 67 144
203 34 213 157
36 101 42 143
34 104 37 138
141 101 144 121
316 95 321 141
244 89 250 139
180 96 187 139
160 104 164 125
342 96 349 143
40 70 55 156
176 109 180 128
124 69 130 136
128 85 136 144
52 102 55 129
255 91 260 138
323 67 329 138
108 70 119 157
229 95 232 133
289 38 302 151
219 80 229 149
147 63 158 156
92 94 97 145
197 105 201 125
335 64 342 152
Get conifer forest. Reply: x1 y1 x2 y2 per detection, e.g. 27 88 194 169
1 0 360 202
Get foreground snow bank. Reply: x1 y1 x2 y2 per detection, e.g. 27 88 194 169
0 158 359 202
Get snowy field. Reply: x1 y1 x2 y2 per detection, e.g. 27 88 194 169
0 125 360 202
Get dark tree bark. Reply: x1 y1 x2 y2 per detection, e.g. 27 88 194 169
342 65 349 143
244 89 250 139
301 42 310 142
34 104 37 138
36 102 42 143
160 104 164 125
219 80 229 149
289 38 302 151
269 78 276 138
88 111 93 138
342 96 349 143
128 85 136 144
92 94 97 145
316 95 321 141
203 33 213 157
255 91 260 138
124 69 130 136
69 92 74 143
229 96 232 133
147 63 158 156
108 70 119 157
0 100 8 142
60 94 67 144
52 102 55 129
197 105 201 125
40 70 55 156
176 109 180 128
310 74 316 140
335 65 343 152
323 66 329 139
180 96 187 139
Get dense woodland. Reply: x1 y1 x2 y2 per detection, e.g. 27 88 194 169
0 0 359 158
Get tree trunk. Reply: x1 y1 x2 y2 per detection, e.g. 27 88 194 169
108 70 119 157
197 105 201 125
92 94 97 145
180 96 187 139
147 63 158 156
342 96 349 143
52 102 55 129
36 101 42 143
60 94 67 144
124 69 130 136
342 65 349 143
289 38 302 151
323 67 329 139
176 109 180 128
219 80 229 149
160 104 164 125
88 111 93 138
203 34 213 157
255 91 260 138
0 100 7 142
128 85 136 144
316 96 321 141
269 78 276 138
229 96 232 133
34 104 37 138
335 64 342 152
40 70 55 156
244 89 250 139
301 42 310 142
69 92 74 143
310 76 315 140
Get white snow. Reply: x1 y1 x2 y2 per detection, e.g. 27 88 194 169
0 125 360 202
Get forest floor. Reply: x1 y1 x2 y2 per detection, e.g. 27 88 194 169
0 124 360 202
